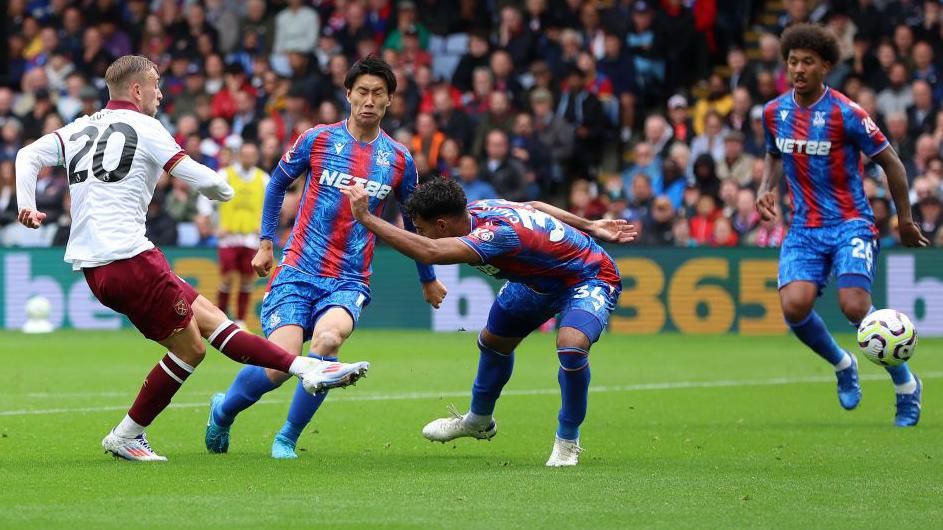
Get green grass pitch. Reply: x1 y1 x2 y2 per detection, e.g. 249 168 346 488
0 329 941 529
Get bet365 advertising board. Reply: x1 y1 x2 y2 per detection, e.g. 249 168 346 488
1 247 941 335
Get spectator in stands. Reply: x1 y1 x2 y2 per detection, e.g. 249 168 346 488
716 131 755 186
530 88 573 187
384 1 429 51
480 129 532 202
471 91 513 159
436 138 462 179
878 61 915 116
509 112 551 185
274 0 320 55
0 161 17 229
732 187 760 239
626 173 655 222
690 110 727 167
689 194 718 245
623 141 663 196
567 179 606 220
240 0 275 55
626 0 668 107
411 112 446 169
432 85 473 150
665 95 694 146
711 217 739 247
693 73 734 135
692 153 721 199
145 195 178 247
914 192 943 240
908 79 937 135
456 155 497 203
452 31 491 94
727 87 753 135
643 114 674 160
643 196 676 245
557 66 606 179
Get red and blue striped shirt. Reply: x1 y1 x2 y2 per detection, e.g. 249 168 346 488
261 121 435 284
457 200 622 293
763 87 888 228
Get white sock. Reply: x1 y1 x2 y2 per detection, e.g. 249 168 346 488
833 352 852 371
288 356 331 376
895 377 917 394
463 411 492 428
114 414 145 438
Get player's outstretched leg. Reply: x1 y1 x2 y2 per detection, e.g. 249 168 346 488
104 320 204 461
783 282 860 410
272 354 335 459
422 333 512 443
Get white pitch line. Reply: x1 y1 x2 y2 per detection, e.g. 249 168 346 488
1 371 940 418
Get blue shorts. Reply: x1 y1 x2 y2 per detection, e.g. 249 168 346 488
486 279 622 344
260 266 370 341
778 219 879 293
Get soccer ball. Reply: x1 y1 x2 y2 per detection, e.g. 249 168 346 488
25 296 51 320
856 309 917 366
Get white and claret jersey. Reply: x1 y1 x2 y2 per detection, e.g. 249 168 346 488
18 101 188 269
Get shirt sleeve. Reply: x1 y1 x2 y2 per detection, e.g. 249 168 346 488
844 103 890 158
139 119 186 172
458 222 521 263
260 128 320 241
394 151 437 282
763 103 781 157
15 132 65 212
394 151 419 205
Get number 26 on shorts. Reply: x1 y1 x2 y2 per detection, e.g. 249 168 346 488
850 237 875 272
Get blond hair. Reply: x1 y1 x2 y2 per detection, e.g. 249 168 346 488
104 55 158 96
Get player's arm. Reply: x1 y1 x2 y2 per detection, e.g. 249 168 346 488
872 147 930 247
14 132 63 228
252 133 315 276
395 155 439 282
170 157 234 202
525 200 637 243
756 153 783 221
756 106 783 221
344 184 479 265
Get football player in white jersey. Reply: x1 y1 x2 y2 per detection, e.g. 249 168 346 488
15 55 371 462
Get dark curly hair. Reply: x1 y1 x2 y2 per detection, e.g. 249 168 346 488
780 23 840 65
404 177 468 221
344 55 397 94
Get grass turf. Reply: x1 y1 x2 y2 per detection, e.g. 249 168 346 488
0 329 940 529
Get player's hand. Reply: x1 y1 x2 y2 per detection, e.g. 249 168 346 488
899 220 930 248
340 183 369 221
421 279 448 309
589 219 638 244
252 246 275 277
17 208 47 229
756 192 777 221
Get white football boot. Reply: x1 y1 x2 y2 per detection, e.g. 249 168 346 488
422 405 497 442
297 358 370 394
102 430 168 462
545 436 583 467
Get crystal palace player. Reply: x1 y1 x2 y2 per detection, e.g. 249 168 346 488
14 56 369 461
342 178 635 466
205 56 447 459
757 24 928 426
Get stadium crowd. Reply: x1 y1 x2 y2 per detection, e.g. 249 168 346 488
2 0 943 248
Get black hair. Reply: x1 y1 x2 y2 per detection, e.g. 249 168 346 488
780 23 840 65
404 177 467 221
344 55 397 94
